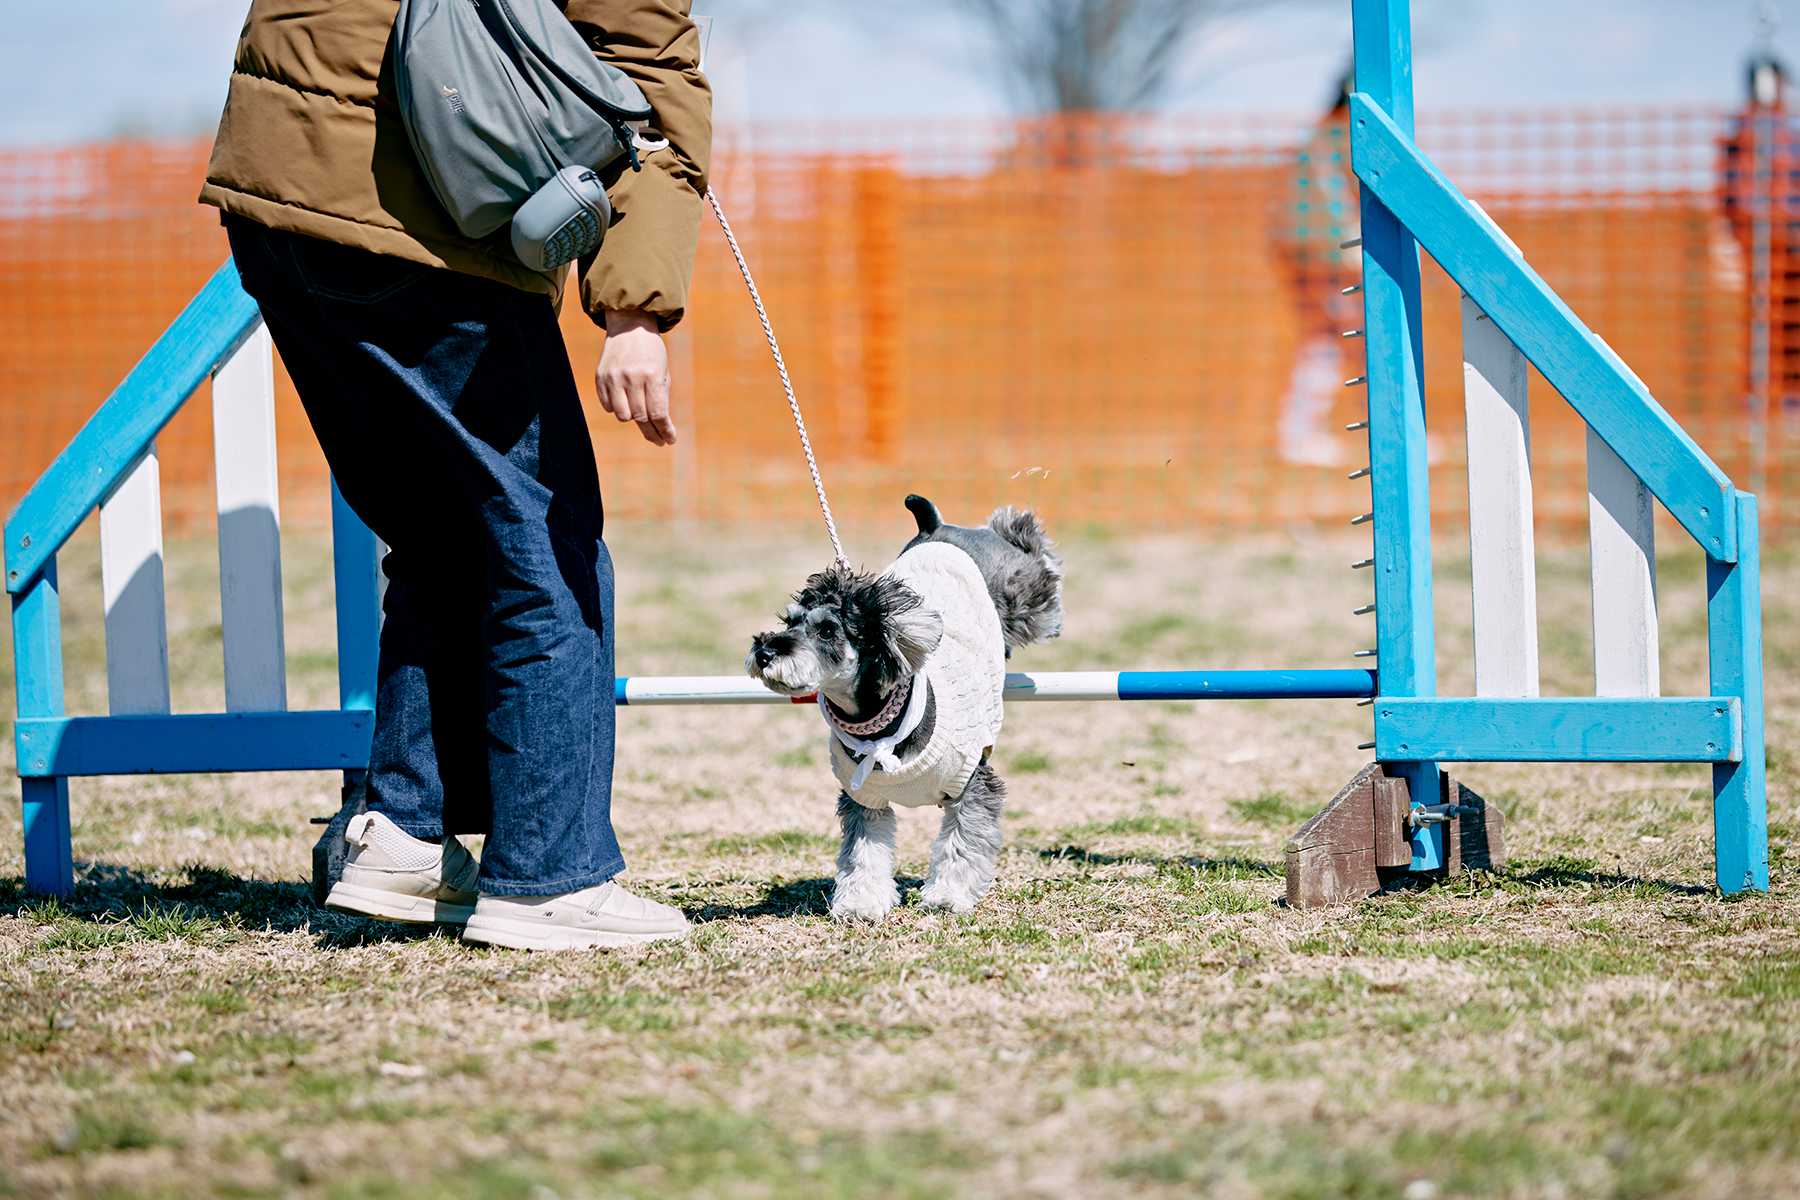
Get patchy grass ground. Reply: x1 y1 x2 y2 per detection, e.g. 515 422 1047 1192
0 525 1795 1199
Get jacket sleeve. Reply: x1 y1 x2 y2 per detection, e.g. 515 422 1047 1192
565 0 712 330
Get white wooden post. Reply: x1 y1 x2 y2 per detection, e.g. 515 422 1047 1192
1462 294 1540 697
99 442 172 715
1587 425 1659 696
212 320 288 712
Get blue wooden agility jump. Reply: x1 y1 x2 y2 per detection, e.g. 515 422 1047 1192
6 0 1765 900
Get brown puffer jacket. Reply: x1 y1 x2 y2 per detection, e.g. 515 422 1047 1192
200 0 711 330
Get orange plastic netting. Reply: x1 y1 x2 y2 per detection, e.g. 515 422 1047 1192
0 109 1786 547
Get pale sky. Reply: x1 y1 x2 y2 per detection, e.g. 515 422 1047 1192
0 0 1788 146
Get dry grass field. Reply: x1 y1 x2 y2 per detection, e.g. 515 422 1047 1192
0 525 1795 1200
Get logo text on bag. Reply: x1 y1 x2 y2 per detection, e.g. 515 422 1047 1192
442 85 465 115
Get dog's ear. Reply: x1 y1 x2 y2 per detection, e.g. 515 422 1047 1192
884 596 943 674
860 575 942 684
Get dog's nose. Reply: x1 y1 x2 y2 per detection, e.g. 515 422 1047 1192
753 643 774 669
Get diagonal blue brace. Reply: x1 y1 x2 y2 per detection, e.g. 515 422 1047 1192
5 261 261 595
1346 93 1738 562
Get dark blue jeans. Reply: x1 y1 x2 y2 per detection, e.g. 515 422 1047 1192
227 217 623 895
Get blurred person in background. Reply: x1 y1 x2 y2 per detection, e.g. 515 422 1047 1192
1719 26 1800 435
199 0 710 949
1273 72 1362 469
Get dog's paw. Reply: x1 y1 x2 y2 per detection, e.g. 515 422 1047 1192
830 876 899 923
917 881 978 915
829 896 897 924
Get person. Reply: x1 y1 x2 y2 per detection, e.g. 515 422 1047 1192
1719 38 1800 439
199 0 711 949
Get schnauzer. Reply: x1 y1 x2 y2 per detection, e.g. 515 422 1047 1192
746 495 1063 922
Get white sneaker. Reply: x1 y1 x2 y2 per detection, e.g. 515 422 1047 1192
461 880 691 950
324 811 480 925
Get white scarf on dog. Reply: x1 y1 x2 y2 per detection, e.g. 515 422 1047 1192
827 542 1006 809
822 673 927 792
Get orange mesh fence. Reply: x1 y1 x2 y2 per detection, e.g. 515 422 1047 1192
0 108 1782 547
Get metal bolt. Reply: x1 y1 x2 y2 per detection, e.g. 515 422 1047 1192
1347 420 1369 431
1351 513 1374 525
1410 803 1479 827
1354 649 1378 658
1352 558 1374 569
1342 284 1364 295
1357 742 1376 750
1343 329 1366 339
1348 467 1371 480
1340 238 1362 249
1356 698 1374 707
1354 604 1375 615
19 535 29 548
1344 375 1367 387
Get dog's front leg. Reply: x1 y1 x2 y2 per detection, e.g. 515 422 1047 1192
919 762 1006 914
831 792 900 923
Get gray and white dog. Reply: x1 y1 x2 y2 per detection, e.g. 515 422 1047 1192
745 495 1063 922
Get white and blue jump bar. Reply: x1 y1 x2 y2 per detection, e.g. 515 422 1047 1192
616 669 1379 705
10 671 1372 780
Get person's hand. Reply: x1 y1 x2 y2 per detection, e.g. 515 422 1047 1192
595 309 676 446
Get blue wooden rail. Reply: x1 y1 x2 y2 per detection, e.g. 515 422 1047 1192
3 0 1767 898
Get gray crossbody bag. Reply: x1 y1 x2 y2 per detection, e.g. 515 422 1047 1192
395 0 654 271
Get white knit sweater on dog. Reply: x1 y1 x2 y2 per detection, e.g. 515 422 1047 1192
828 542 1006 809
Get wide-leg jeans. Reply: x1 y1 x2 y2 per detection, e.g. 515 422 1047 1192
227 216 624 895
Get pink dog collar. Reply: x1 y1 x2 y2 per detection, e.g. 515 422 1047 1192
822 675 914 737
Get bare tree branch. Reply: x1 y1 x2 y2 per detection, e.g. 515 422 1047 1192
957 0 1254 111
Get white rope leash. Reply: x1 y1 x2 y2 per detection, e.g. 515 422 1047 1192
704 187 851 572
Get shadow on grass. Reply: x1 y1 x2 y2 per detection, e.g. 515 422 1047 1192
1037 845 1283 879
0 862 460 949
1033 845 1717 899
1352 854 1714 901
680 874 928 921
1502 855 1714 898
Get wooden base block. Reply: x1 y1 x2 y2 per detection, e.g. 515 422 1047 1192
1285 762 1400 908
1445 775 1507 874
1286 766 1509 907
1373 774 1412 868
